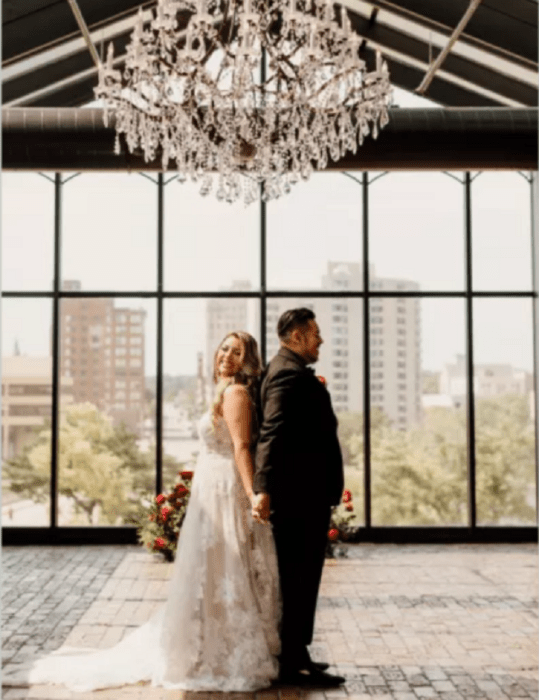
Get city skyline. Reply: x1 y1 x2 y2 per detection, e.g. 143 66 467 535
3 273 534 378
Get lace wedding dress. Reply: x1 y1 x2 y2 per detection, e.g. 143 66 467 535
6 410 281 692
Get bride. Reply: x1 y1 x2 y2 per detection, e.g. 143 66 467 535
6 331 281 692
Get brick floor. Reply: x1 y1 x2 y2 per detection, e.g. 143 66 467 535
2 543 537 700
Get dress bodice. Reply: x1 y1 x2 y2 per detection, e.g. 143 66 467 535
197 410 235 457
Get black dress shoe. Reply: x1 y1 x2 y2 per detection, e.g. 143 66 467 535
309 660 330 671
276 667 345 687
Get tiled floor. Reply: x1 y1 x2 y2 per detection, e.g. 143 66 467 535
2 543 537 699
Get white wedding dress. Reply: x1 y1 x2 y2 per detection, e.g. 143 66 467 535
5 410 281 692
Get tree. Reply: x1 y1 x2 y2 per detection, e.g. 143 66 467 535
422 371 441 394
346 396 535 527
371 415 467 525
474 394 535 524
344 407 392 471
2 403 185 526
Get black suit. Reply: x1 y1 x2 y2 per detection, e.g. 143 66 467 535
254 346 344 670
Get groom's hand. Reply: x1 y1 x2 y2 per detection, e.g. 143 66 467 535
251 492 271 524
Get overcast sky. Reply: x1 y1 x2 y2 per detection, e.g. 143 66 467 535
1 87 535 376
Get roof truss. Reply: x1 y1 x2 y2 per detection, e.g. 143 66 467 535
2 0 537 108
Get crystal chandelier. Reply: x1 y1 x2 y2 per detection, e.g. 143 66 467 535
95 0 392 204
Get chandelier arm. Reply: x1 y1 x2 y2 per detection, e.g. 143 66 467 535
263 30 306 71
307 67 374 104
199 9 234 65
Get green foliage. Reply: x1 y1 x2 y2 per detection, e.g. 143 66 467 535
338 408 391 469
474 394 535 524
422 372 441 394
2 403 185 526
371 416 468 525
336 394 535 527
4 394 535 530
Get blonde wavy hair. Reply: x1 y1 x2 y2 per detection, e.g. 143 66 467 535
211 331 262 430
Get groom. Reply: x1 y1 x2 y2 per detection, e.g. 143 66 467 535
252 308 345 687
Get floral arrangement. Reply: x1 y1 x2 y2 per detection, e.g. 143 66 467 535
326 489 357 558
314 375 357 557
137 470 194 562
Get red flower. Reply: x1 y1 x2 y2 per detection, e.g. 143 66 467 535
155 494 166 505
175 484 189 498
161 506 171 520
342 490 352 503
180 470 194 480
154 537 166 549
345 502 354 512
328 528 339 542
316 375 327 386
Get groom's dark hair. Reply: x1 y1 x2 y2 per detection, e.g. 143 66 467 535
277 307 316 341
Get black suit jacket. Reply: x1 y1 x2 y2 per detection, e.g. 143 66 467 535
253 346 344 512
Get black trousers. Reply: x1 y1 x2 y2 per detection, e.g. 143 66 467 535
270 505 331 670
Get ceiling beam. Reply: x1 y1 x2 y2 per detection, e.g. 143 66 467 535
349 14 537 106
3 106 537 171
416 0 483 96
65 0 102 69
370 0 537 66
2 0 156 65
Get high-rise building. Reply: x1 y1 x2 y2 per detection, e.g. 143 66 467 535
206 262 422 429
59 281 146 433
368 265 422 429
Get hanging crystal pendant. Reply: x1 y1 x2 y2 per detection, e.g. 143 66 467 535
95 0 393 204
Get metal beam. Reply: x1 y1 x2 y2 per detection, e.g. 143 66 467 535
416 0 483 95
65 0 102 68
3 106 537 171
347 13 537 107
2 525 537 546
2 0 157 65
371 0 537 67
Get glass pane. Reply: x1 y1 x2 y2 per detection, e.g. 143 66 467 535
472 172 533 291
164 181 260 291
61 173 157 291
369 172 465 291
2 173 55 291
265 298 364 525
474 299 536 526
163 298 260 492
267 173 363 291
58 298 156 526
1 299 53 526
371 298 468 526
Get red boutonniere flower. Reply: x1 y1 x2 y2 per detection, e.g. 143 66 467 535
342 489 352 503
328 528 339 541
175 484 189 498
161 506 171 520
316 375 327 387
156 494 166 505
180 470 194 480
345 502 354 512
154 537 166 548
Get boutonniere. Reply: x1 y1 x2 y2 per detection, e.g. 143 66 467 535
316 375 327 387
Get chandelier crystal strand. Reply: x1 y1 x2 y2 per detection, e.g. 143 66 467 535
95 0 393 204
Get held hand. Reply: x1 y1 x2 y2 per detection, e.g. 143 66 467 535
251 492 271 525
